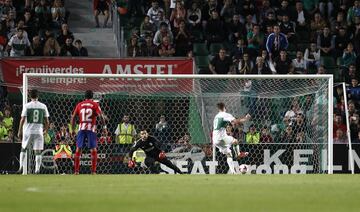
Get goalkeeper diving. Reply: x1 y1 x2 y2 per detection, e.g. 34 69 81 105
128 130 184 174
213 102 251 174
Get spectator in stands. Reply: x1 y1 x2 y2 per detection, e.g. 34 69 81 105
51 0 67 28
260 126 273 143
331 12 348 34
99 130 112 144
94 0 110 28
347 78 360 101
23 9 38 41
292 51 306 74
201 0 221 26
246 124 260 144
317 26 334 57
262 12 277 32
238 0 257 24
310 12 327 41
141 34 158 56
354 22 360 54
6 28 32 57
73 39 88 57
265 25 288 60
220 0 237 23
280 125 295 143
115 114 137 144
260 49 275 72
227 14 246 44
158 36 175 57
147 0 164 24
127 0 144 17
274 50 291 74
347 0 360 26
292 1 310 33
56 124 71 143
174 20 191 56
341 43 357 69
153 22 173 46
334 113 347 138
238 52 254 74
284 99 303 124
60 37 76 56
279 14 296 45
334 128 347 144
0 116 8 141
28 35 44 56
170 1 186 29
292 113 306 137
140 15 156 38
348 100 359 117
209 48 234 74
2 107 13 132
259 0 275 25
154 115 170 144
155 10 171 30
350 113 360 140
247 24 264 57
344 64 358 84
34 0 51 30
251 56 271 74
233 124 246 144
57 23 74 46
43 36 61 56
334 27 350 58
205 10 224 47
276 0 290 21
231 38 247 62
304 42 321 71
187 2 201 31
127 36 141 57
316 64 327 74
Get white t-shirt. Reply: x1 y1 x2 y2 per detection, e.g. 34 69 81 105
213 111 235 138
8 34 30 57
21 100 49 134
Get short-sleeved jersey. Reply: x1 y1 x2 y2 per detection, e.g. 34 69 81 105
213 111 235 138
21 100 50 134
73 99 102 132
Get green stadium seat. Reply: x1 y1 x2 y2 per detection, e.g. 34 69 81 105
209 43 223 55
193 43 209 56
320 56 336 68
195 56 209 69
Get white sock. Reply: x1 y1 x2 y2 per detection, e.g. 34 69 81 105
233 144 240 156
19 152 25 170
227 157 235 174
35 155 42 173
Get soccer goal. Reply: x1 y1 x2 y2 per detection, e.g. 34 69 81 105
22 73 335 174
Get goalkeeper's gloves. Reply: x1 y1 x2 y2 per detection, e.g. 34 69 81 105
159 151 166 160
128 159 136 168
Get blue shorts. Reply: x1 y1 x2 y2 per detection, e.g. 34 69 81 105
76 130 97 149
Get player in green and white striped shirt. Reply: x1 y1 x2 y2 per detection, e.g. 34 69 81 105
213 102 250 174
17 89 49 174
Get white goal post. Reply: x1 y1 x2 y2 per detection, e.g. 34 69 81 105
22 73 334 174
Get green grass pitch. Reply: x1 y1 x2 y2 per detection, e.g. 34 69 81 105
0 175 359 212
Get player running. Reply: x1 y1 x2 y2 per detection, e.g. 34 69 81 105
213 102 251 174
17 89 50 174
70 90 107 175
128 130 183 174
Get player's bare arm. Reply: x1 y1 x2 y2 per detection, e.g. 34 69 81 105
232 113 251 126
70 110 77 136
43 117 50 135
17 116 25 139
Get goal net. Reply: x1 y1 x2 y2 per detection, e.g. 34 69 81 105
22 73 334 174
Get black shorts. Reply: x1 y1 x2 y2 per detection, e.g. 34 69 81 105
96 1 109 13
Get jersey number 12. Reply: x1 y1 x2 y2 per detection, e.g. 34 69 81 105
80 108 93 122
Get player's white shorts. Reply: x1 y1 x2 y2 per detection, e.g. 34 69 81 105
22 133 44 150
213 134 235 155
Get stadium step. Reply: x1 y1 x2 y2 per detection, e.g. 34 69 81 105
67 0 119 57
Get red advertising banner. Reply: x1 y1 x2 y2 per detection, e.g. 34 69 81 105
1 58 194 93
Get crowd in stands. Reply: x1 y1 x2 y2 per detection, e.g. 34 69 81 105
0 0 88 57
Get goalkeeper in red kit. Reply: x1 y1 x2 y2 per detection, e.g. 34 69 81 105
128 130 184 174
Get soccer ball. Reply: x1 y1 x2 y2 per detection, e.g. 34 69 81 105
239 164 249 174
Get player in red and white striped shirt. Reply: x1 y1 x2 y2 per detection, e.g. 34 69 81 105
70 90 107 174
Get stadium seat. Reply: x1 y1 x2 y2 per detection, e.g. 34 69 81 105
321 56 336 68
209 43 223 56
195 56 209 69
193 43 209 56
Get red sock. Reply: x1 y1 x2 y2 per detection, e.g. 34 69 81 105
74 150 81 173
91 149 97 173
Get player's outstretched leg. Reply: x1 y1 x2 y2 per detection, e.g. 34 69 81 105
159 158 184 174
34 150 42 174
74 148 81 175
226 152 236 174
